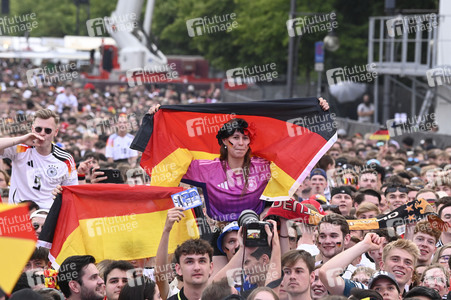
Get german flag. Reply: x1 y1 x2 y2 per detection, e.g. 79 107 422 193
38 184 199 267
131 98 337 202
369 129 390 141
0 204 36 294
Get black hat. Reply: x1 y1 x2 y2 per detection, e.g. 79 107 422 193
331 186 353 198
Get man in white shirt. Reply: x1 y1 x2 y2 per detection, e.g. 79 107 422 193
357 94 374 123
105 114 138 166
0 109 78 209
55 84 78 114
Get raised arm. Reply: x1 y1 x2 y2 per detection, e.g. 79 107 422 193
319 233 381 295
264 220 281 295
210 226 245 283
155 207 185 300
0 133 44 155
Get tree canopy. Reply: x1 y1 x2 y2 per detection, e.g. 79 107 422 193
9 0 438 77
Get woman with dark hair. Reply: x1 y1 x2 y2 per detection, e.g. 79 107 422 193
118 277 162 300
148 98 329 221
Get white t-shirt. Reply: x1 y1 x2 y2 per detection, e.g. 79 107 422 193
1 144 78 209
55 93 78 113
357 103 374 122
105 133 138 161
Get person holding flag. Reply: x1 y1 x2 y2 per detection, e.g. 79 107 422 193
146 97 330 222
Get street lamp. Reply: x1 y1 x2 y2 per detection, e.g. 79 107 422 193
286 5 340 98
324 29 340 52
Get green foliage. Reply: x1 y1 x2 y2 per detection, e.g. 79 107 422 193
4 0 439 78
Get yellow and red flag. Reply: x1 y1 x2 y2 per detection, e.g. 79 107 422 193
0 203 36 294
38 184 199 267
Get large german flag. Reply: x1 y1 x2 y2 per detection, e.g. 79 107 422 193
131 98 337 201
38 184 199 267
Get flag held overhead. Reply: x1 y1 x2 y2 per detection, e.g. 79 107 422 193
132 98 338 206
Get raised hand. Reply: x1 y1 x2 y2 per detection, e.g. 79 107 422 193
147 104 161 115
362 232 383 251
20 133 45 147
164 207 185 232
318 97 329 111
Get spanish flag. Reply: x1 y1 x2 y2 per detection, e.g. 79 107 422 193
131 98 337 202
38 184 199 267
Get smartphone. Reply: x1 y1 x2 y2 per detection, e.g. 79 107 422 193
96 168 124 184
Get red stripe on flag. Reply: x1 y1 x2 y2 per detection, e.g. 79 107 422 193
143 112 328 180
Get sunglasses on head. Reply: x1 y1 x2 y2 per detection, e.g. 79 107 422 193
34 127 53 134
385 186 408 194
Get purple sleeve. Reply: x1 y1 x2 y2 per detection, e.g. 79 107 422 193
183 159 203 182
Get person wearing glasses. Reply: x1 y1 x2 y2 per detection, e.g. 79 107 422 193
420 264 449 299
432 243 451 273
0 108 78 210
30 208 49 239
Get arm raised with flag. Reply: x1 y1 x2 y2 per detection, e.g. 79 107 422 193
155 207 186 300
137 98 335 222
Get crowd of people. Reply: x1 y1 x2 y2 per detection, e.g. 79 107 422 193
2 59 451 300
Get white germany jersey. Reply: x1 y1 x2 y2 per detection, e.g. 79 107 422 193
105 133 138 161
2 144 78 209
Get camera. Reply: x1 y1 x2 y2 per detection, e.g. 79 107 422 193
238 210 273 247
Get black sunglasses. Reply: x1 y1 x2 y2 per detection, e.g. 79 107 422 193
35 127 53 134
385 186 408 194
321 204 339 210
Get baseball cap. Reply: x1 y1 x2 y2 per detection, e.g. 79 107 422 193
301 199 326 215
331 186 353 198
217 221 240 254
309 194 327 205
310 168 327 180
368 271 400 292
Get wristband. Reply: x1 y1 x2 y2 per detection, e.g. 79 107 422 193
78 173 86 180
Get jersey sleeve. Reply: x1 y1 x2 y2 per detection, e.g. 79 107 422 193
105 136 114 158
61 158 79 186
0 145 18 160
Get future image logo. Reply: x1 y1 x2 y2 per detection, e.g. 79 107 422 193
186 13 238 37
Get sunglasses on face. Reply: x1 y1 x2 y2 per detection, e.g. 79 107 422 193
34 127 53 134
321 204 339 210
33 223 43 230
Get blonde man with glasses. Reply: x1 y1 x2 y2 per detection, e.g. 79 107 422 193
0 109 78 209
